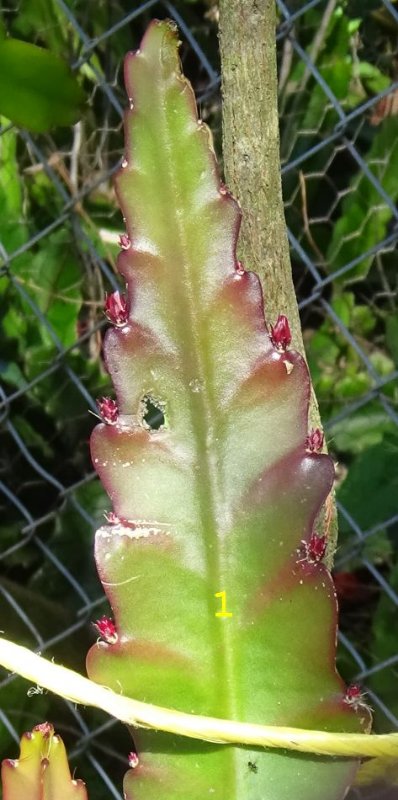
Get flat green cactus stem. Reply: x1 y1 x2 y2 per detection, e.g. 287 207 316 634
1 722 88 800
87 19 370 800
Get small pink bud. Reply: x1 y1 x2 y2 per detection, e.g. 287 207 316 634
308 532 326 562
33 722 53 737
344 684 370 712
104 291 128 326
298 532 326 565
104 511 120 524
96 397 118 425
306 428 324 453
270 315 291 350
118 233 131 249
344 684 362 703
235 260 245 275
128 751 139 768
219 181 233 198
93 616 118 644
103 511 136 530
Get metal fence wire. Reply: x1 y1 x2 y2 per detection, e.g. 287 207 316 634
0 1 398 798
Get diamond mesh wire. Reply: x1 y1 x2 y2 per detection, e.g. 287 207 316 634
0 1 397 797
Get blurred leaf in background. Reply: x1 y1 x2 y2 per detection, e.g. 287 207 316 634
0 0 397 795
0 40 85 132
327 118 398 281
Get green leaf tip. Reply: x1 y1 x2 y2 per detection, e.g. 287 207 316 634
87 19 372 800
1 722 88 800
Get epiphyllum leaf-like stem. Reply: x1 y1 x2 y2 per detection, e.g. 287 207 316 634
83 19 371 800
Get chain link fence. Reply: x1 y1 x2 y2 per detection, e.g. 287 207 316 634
0 1 397 797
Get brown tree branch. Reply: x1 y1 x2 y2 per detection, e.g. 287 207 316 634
218 0 337 558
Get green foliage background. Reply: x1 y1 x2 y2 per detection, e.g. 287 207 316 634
0 0 397 797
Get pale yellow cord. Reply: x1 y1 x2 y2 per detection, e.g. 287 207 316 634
0 637 397 760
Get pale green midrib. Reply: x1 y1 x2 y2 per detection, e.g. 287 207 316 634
152 72 239 793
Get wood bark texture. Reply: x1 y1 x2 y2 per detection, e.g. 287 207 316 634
218 0 337 558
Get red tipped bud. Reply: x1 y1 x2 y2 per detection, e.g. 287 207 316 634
219 181 230 197
298 532 326 565
96 397 118 425
344 684 362 704
103 511 136 530
308 533 327 562
118 233 131 249
93 616 118 644
128 751 139 768
104 511 120 524
306 428 324 453
104 291 128 326
343 684 370 712
270 315 291 351
33 722 53 737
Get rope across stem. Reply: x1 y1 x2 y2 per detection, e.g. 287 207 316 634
0 637 398 761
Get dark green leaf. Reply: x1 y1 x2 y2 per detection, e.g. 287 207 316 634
326 118 398 281
337 431 398 531
0 39 85 132
330 406 396 454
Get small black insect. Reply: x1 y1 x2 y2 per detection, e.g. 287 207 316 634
248 761 258 774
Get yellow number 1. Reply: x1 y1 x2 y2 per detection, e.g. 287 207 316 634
215 591 233 618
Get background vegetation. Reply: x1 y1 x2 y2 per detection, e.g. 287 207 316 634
0 1 397 797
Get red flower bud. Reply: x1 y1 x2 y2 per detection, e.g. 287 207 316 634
104 511 121 524
103 511 137 531
104 291 128 326
309 533 326 562
33 722 53 737
118 233 131 249
298 532 326 565
343 684 370 712
128 751 139 768
270 315 291 351
306 428 324 453
93 616 118 644
344 684 362 704
96 397 118 425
